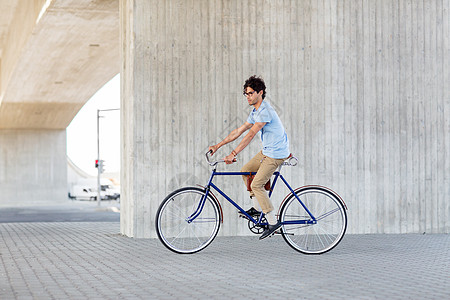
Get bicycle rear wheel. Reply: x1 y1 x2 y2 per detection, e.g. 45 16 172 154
155 187 221 254
279 186 347 254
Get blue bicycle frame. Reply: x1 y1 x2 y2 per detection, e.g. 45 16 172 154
187 168 317 226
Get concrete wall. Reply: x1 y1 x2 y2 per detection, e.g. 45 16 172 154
121 0 449 237
0 129 67 207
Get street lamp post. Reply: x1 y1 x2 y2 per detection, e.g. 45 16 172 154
97 108 120 206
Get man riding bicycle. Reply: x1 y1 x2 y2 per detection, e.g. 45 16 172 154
209 75 290 240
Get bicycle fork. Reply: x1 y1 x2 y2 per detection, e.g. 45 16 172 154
186 169 217 223
185 187 210 223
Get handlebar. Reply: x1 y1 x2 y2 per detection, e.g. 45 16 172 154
205 151 237 166
205 151 225 166
282 155 299 166
206 150 298 167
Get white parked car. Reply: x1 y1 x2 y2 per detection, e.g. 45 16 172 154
69 178 120 201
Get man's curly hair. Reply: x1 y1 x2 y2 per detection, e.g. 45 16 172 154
243 75 266 99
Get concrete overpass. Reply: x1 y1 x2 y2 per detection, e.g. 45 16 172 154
1 0 449 237
0 0 119 205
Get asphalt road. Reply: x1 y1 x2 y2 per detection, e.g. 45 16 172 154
0 201 120 223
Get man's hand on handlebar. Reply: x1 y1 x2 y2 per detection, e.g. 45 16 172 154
206 147 237 165
224 153 236 164
208 145 219 156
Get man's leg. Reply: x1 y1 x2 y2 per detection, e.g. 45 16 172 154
254 155 288 240
241 151 264 198
250 155 286 214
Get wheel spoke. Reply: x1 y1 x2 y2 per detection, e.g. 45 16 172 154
315 207 341 221
280 188 347 254
156 188 220 254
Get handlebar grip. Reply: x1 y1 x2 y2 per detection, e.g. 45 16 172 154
205 150 237 166
205 150 217 166
282 156 298 166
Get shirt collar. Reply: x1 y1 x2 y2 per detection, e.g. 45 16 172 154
252 100 265 112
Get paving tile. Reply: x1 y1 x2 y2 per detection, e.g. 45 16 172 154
0 223 449 299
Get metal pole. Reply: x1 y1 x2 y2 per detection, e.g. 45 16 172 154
96 108 119 207
97 109 101 206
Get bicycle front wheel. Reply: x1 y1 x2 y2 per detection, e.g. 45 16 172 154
280 186 347 254
155 187 221 254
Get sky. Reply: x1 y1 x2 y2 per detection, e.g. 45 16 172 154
66 74 120 177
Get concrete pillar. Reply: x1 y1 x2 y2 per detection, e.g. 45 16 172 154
120 0 449 237
0 129 67 207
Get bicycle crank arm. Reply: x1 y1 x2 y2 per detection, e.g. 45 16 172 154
278 231 294 236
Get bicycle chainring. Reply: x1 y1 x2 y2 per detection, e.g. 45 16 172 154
248 217 268 234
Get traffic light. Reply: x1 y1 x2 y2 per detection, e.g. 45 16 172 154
95 159 105 173
98 160 105 174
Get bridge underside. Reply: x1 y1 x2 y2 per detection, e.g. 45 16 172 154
0 0 119 129
0 0 119 205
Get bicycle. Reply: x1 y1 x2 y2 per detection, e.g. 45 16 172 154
155 152 348 254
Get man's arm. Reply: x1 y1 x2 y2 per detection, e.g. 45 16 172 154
224 122 266 164
209 122 253 155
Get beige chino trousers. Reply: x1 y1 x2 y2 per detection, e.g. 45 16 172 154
241 151 288 214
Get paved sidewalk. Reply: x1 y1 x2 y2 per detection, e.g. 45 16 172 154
0 222 449 299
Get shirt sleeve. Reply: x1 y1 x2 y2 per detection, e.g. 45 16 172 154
254 107 272 123
247 112 254 124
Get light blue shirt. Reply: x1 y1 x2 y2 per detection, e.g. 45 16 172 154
247 100 290 159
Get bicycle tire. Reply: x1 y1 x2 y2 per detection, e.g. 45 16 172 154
279 186 347 254
155 187 221 254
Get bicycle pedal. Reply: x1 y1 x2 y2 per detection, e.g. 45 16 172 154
267 230 282 238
